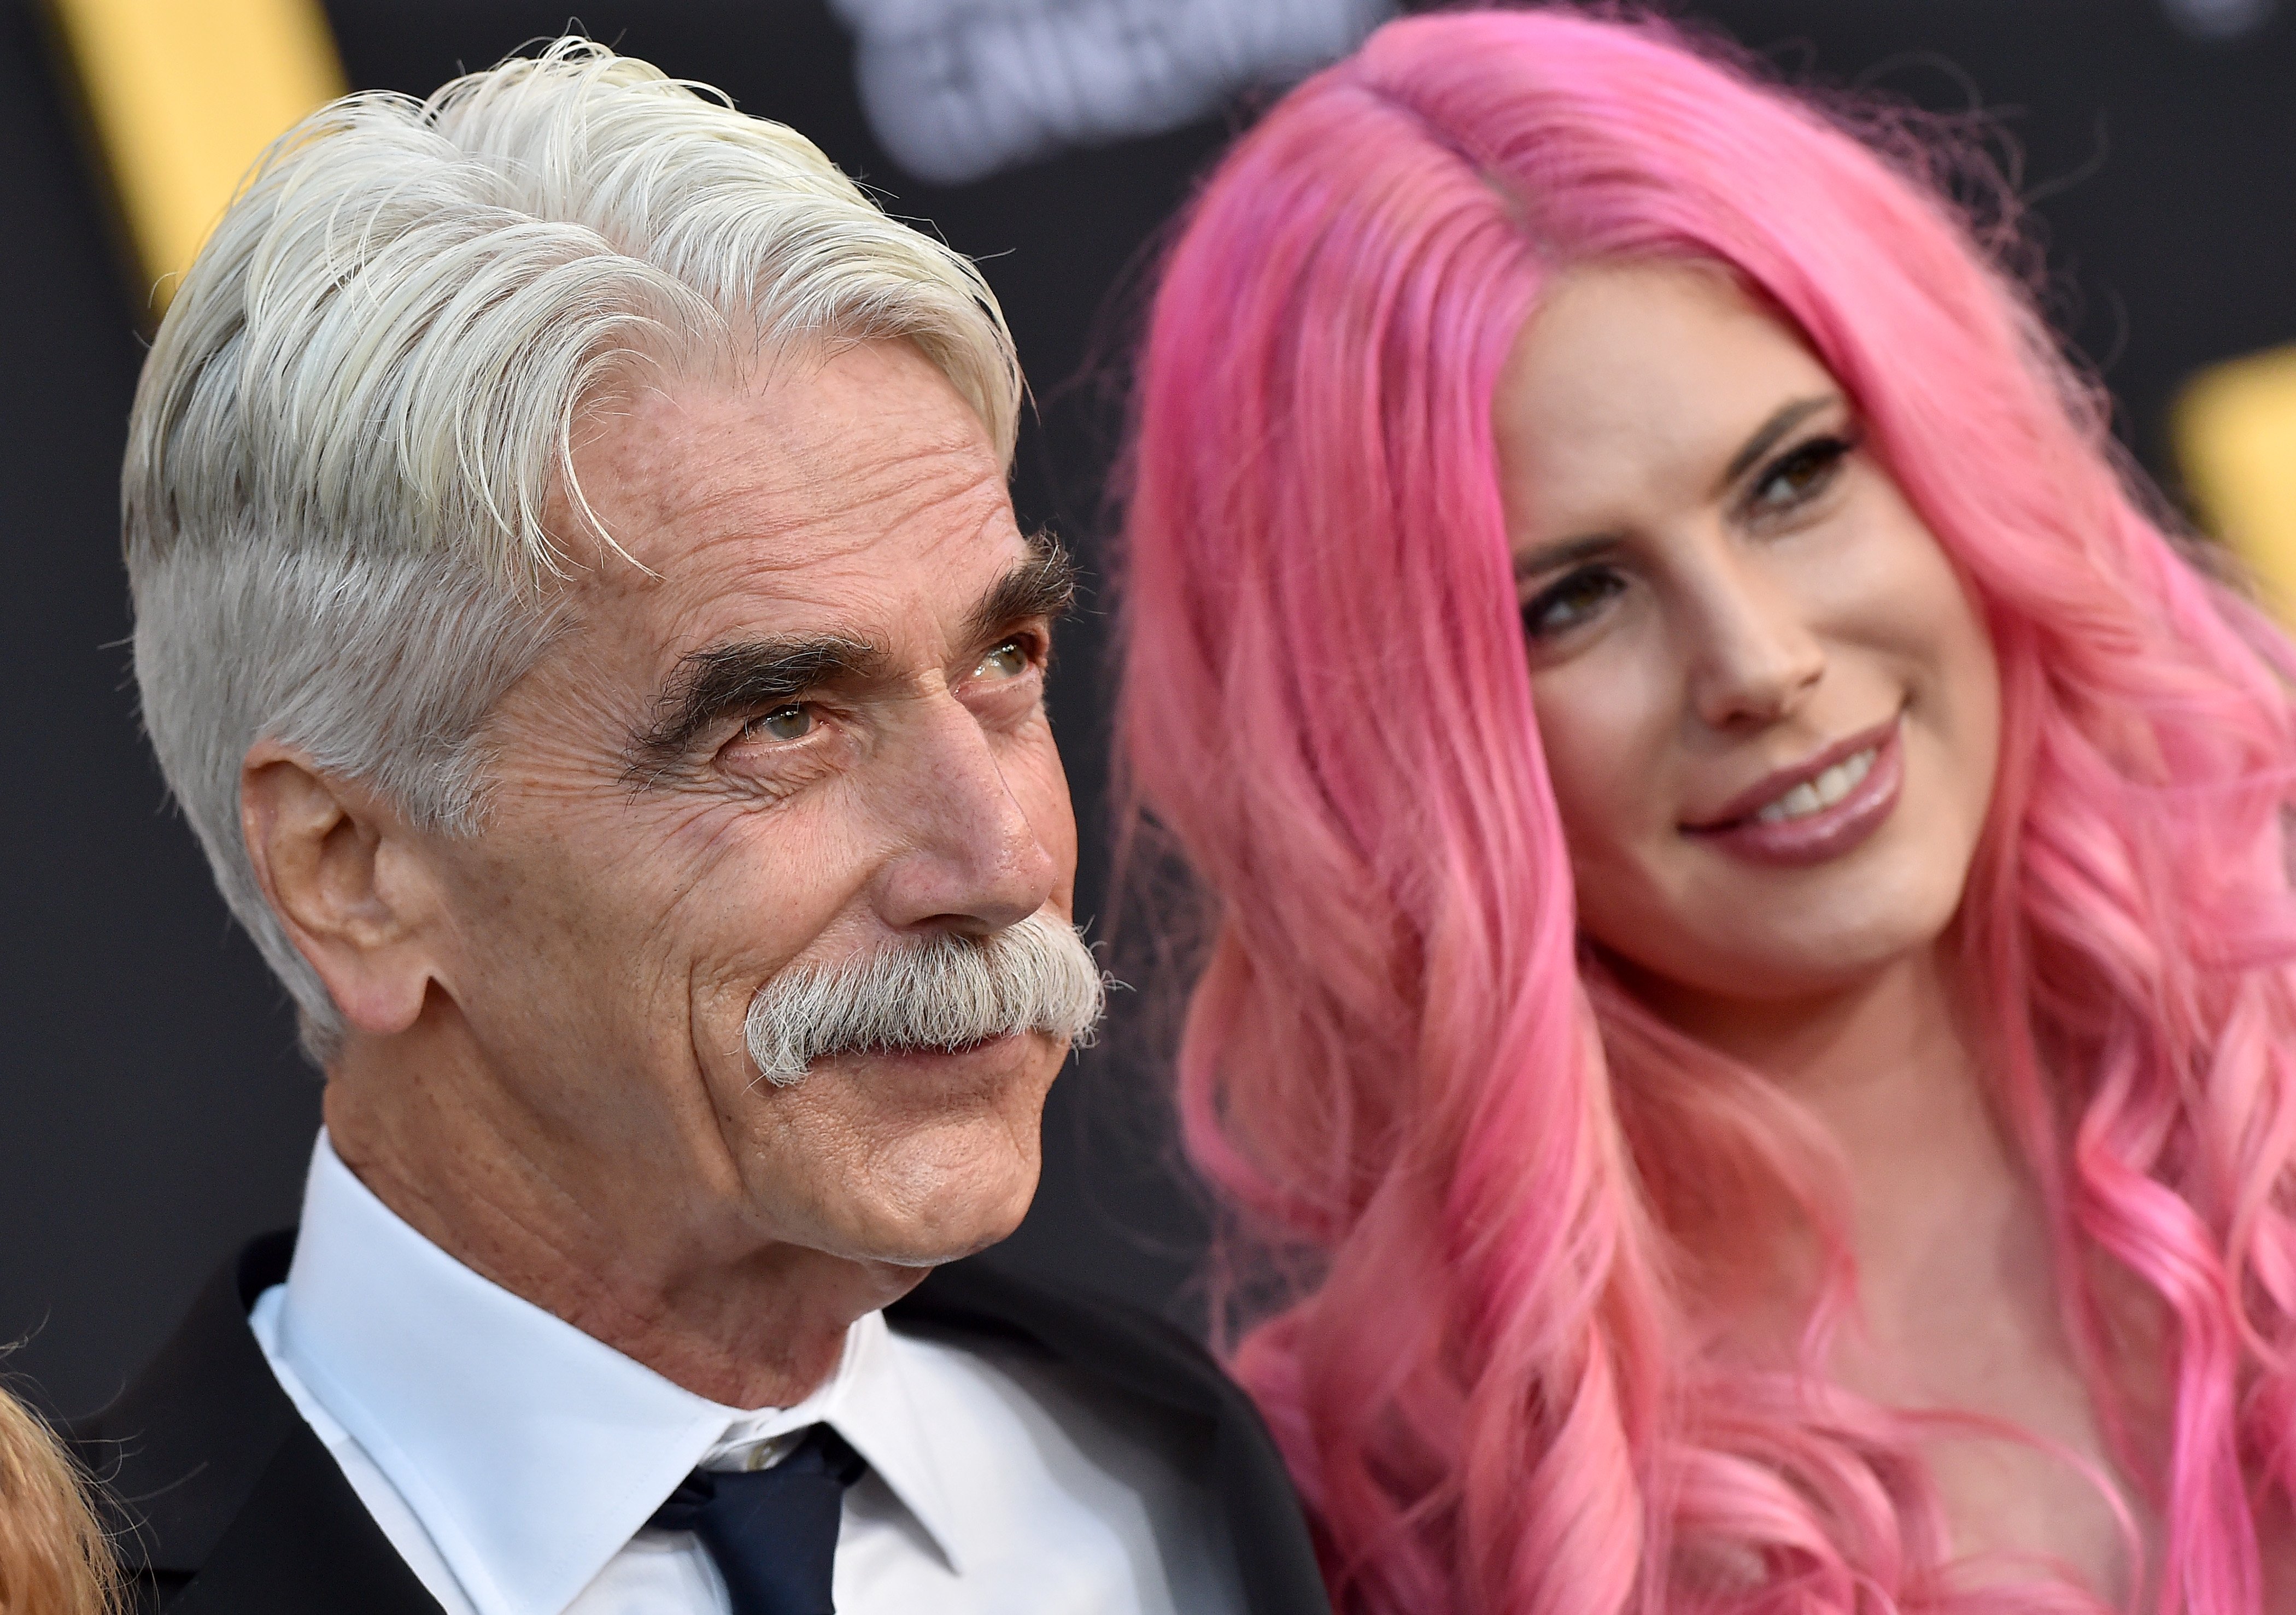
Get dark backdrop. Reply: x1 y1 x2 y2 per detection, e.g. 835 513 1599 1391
4 0 2292 1419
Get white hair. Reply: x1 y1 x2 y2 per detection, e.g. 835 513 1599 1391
745 913 1108 1085
124 38 1022 1061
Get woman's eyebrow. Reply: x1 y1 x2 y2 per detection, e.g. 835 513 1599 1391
1718 394 1840 491
1513 532 1621 585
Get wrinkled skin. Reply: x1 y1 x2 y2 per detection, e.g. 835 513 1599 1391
243 340 1077 1407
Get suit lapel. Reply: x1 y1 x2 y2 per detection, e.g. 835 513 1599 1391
892 1258 1332 1615
167 1427 445 1615
84 1238 1324 1615
74 1232 443 1615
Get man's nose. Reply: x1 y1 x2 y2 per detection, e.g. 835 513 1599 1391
869 696 1060 937
1682 548 1826 730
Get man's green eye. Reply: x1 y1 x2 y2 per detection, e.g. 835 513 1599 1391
974 640 1029 680
749 704 812 742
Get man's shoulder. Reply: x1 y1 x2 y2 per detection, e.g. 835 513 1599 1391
69 1232 445 1615
71 1237 1329 1615
891 1255 1331 1615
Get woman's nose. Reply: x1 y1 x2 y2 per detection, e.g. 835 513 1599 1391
1682 551 1826 729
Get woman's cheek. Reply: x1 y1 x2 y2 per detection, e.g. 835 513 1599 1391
1532 653 1666 858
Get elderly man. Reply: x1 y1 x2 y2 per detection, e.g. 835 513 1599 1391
78 40 1326 1615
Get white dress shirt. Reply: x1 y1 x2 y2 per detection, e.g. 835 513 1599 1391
250 1133 1244 1615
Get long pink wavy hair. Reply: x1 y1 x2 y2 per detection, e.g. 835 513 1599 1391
1115 10 2296 1613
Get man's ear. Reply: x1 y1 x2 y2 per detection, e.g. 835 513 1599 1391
241 741 446 1038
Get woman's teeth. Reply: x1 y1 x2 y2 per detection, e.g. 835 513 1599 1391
1752 746 1878 825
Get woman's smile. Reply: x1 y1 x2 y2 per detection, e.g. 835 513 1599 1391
1683 713 1903 867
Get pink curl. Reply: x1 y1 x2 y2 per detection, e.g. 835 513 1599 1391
1115 8 2296 1613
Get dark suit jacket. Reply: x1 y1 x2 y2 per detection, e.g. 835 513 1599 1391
74 1232 1332 1615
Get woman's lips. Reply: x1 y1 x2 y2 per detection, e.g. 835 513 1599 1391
1682 719 1905 868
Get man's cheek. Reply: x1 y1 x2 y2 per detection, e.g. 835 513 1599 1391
1006 741 1077 859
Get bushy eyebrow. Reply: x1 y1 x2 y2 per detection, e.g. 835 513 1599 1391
966 532 1077 644
630 635 886 775
625 536 1076 783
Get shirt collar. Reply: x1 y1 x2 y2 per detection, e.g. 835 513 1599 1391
272 1131 963 1615
690 1308 965 1573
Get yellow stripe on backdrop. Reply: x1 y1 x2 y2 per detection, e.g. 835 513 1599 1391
2177 344 2296 626
47 0 345 307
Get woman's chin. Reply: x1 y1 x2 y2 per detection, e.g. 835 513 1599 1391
1598 910 1962 1035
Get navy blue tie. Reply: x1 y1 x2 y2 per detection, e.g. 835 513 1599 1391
648 1424 869 1615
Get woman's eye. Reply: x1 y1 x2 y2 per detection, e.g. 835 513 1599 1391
973 639 1032 681
1749 434 1853 513
746 704 813 742
1522 567 1626 641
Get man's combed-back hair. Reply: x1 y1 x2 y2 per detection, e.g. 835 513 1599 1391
1120 9 2296 1613
126 39 1020 1057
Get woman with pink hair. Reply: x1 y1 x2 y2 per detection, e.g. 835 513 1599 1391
1117 9 2296 1613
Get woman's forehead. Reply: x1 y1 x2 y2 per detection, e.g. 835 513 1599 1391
1495 262 1839 528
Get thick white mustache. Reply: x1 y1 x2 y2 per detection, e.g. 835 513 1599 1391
743 913 1108 1087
